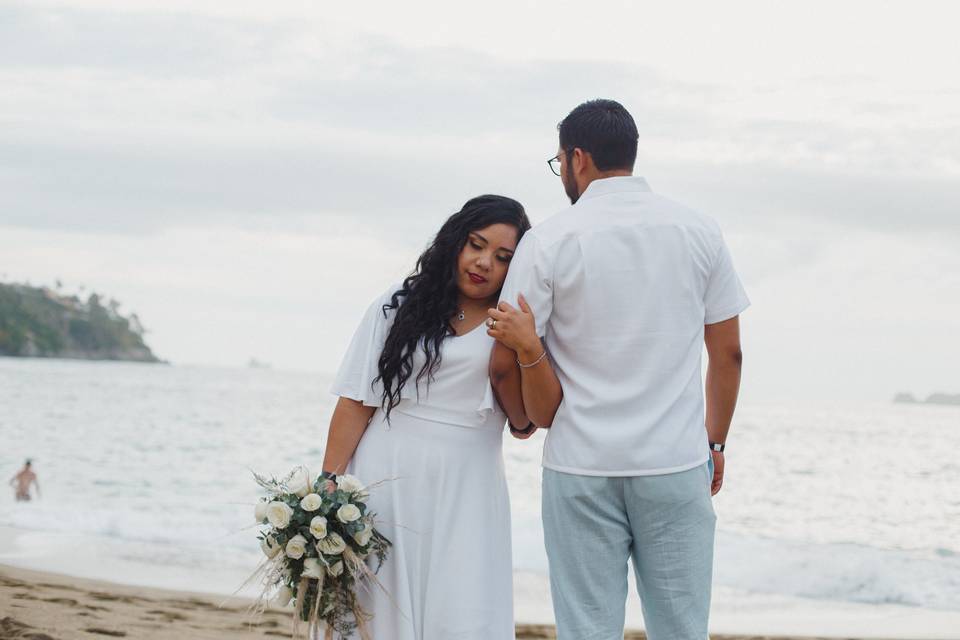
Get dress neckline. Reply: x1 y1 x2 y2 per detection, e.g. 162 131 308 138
451 320 488 339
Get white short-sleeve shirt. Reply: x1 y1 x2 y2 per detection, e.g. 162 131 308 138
499 176 749 476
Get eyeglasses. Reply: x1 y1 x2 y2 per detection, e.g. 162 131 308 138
547 152 563 177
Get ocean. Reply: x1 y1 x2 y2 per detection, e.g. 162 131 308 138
2 357 959 634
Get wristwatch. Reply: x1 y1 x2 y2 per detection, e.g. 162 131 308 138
709 441 725 453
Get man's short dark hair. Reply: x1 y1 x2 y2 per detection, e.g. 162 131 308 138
558 99 638 172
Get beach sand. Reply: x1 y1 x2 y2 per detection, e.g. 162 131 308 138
1 564 874 640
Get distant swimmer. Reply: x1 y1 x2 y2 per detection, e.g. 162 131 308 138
10 459 40 501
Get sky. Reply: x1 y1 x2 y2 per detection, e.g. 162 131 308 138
1 0 958 404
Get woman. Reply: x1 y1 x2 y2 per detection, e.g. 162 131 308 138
321 195 558 639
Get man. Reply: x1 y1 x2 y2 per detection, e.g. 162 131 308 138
490 99 748 639
10 459 40 501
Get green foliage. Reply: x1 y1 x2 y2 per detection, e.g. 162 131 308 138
0 282 159 361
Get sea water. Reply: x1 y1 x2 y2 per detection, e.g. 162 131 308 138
1 357 959 630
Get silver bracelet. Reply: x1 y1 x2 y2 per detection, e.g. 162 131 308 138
517 350 547 369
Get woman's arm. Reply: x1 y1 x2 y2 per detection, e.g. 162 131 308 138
487 295 563 429
321 397 377 475
514 338 562 429
489 341 532 433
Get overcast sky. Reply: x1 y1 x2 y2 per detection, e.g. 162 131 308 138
2 0 958 403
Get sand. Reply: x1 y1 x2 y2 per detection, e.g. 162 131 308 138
0 564 880 640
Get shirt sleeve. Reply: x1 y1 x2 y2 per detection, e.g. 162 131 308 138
329 287 397 406
704 234 750 325
498 232 553 337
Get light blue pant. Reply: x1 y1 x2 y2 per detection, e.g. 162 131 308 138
542 461 716 640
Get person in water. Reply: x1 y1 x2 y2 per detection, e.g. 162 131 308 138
10 459 40 502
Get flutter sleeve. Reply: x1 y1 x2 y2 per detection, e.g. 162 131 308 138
329 286 398 407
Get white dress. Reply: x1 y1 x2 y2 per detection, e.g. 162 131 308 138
330 287 515 640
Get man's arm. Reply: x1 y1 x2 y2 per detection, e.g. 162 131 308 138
489 231 553 439
704 315 743 495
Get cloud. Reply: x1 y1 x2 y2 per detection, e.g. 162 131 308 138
1 2 957 244
650 162 960 234
0 4 278 75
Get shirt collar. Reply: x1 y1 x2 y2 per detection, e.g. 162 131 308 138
577 175 652 202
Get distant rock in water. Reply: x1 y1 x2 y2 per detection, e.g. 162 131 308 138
0 282 161 362
248 358 271 369
925 393 960 406
894 391 960 406
893 392 918 404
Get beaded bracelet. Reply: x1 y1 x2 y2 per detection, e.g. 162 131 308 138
510 421 537 436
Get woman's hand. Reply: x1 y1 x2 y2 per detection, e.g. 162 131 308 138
488 294 562 429
486 294 542 360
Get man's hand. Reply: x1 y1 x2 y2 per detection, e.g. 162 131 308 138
710 451 724 496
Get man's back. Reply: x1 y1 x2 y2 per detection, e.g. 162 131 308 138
499 176 749 476
13 466 37 500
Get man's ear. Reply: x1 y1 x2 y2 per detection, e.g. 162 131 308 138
572 148 592 175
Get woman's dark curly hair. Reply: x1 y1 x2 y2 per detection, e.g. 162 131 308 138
374 194 530 421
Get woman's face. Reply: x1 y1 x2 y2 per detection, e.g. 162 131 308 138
456 223 520 301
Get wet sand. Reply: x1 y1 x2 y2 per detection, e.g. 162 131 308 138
0 564 883 639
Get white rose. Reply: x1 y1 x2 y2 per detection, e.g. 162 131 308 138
272 585 293 607
300 493 322 512
266 501 294 529
326 560 344 577
337 504 361 523
287 466 312 498
352 523 373 547
255 501 269 523
301 558 324 579
336 474 364 495
285 534 308 559
309 516 328 539
317 532 346 556
260 536 282 558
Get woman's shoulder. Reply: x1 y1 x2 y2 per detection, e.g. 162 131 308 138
356 282 400 316
369 283 406 318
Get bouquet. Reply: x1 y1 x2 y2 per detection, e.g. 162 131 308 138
249 466 392 639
